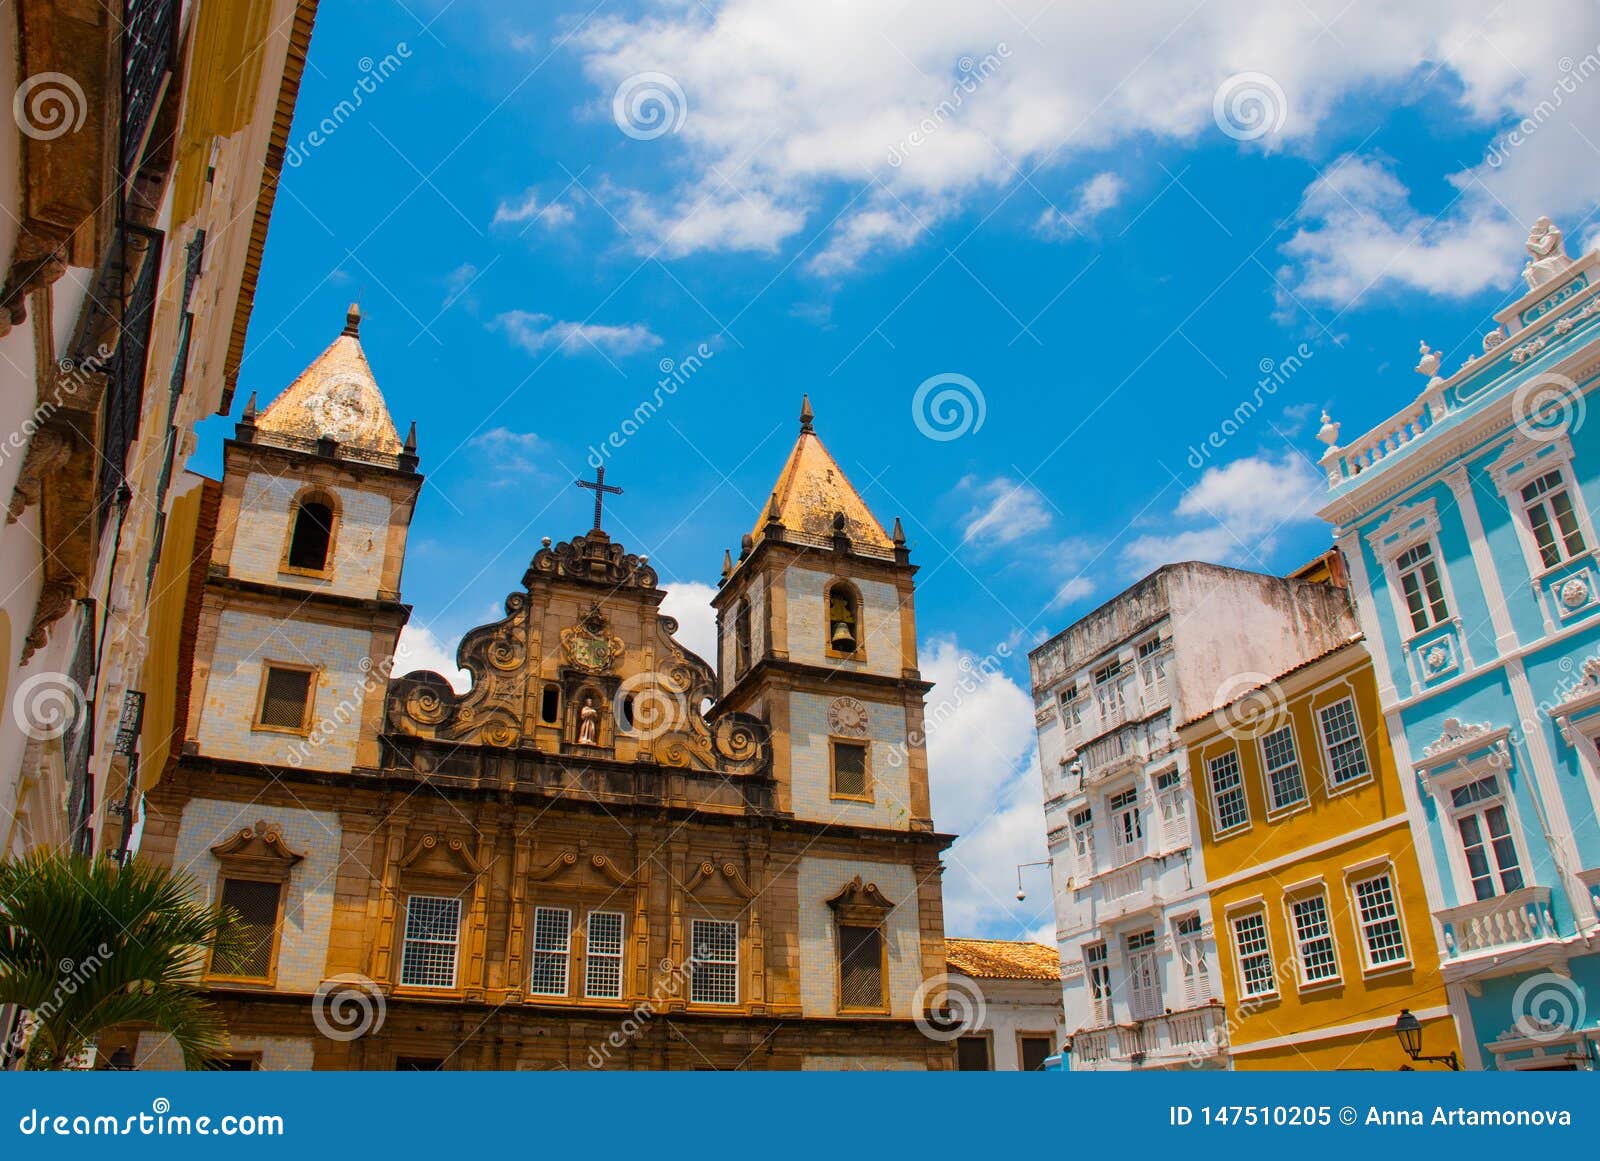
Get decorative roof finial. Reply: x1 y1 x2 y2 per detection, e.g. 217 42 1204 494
766 490 783 526
892 517 906 546
721 548 733 581
1415 341 1441 379
1523 216 1573 290
799 394 814 433
402 420 417 453
343 302 362 337
1316 411 1341 451
241 391 259 423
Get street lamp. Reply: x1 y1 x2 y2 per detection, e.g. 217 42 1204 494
1014 860 1051 902
1393 1009 1459 1071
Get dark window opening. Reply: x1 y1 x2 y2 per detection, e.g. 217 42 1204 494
734 600 752 675
956 1036 992 1071
621 695 636 729
287 499 335 571
838 924 884 1009
833 740 868 798
827 585 858 654
259 667 312 730
394 1057 444 1071
211 878 282 979
1020 1036 1053 1071
540 685 560 725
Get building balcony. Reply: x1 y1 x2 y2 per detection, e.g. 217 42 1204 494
1095 855 1164 920
1437 885 1561 976
1069 1005 1228 1070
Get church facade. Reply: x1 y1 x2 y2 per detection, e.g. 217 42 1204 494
131 307 956 1070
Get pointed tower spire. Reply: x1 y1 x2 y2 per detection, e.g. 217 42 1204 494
720 548 733 585
799 393 814 433
254 305 404 456
403 420 417 453
343 302 362 336
241 390 258 422
745 409 892 553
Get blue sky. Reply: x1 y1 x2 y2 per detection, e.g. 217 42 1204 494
192 1 1600 938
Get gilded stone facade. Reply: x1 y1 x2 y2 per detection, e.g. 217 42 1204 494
136 329 955 1070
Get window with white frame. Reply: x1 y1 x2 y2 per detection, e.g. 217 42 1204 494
585 910 625 999
1449 775 1525 900
1059 683 1083 729
1260 724 1307 812
1520 469 1588 569
1207 750 1249 834
1069 808 1095 878
399 895 461 988
1093 659 1126 721
529 906 572 996
1108 787 1143 863
1351 873 1408 967
1318 698 1371 787
1174 914 1211 1007
1395 541 1451 633
689 918 739 1005
1125 929 1162 1020
1288 894 1339 983
1231 911 1275 997
1084 942 1111 1025
1137 635 1170 692
1155 768 1188 847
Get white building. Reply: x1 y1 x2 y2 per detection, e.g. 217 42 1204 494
1028 561 1354 1070
946 939 1064 1070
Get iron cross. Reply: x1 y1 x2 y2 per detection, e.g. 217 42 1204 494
575 465 623 531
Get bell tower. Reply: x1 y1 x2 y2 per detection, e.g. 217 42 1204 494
713 397 933 831
184 305 421 774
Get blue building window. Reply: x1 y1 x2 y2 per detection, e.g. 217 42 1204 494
1396 541 1450 632
1521 470 1587 568
1450 776 1525 900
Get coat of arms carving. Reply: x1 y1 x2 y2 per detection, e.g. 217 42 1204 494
561 607 625 673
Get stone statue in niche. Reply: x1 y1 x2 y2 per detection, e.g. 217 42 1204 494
1523 216 1573 290
577 695 600 746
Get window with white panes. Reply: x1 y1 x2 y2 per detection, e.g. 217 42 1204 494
529 906 571 996
1260 724 1307 812
1289 894 1338 983
1317 698 1371 788
1231 911 1275 997
1059 683 1083 730
1155 768 1188 848
1125 929 1162 1020
1093 660 1126 722
1395 541 1450 633
1207 751 1249 835
1521 469 1588 569
1449 775 1525 901
1084 942 1111 1025
399 895 461 989
1069 808 1095 878
1137 635 1170 694
1108 787 1143 864
1351 873 1408 967
1174 914 1211 1007
585 910 625 999
689 918 739 1005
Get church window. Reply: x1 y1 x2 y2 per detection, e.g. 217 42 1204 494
826 583 859 656
256 665 314 732
734 599 752 675
529 906 572 996
838 924 885 1010
688 918 739 1005
539 684 560 725
285 494 336 573
208 878 282 980
831 740 869 800
620 694 636 730
399 895 461 988
584 910 625 999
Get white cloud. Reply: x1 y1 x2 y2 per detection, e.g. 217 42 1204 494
491 188 576 229
1120 451 1323 575
470 427 550 485
571 1 1599 279
960 475 1053 549
807 196 930 276
395 624 471 693
920 636 1052 939
1036 170 1126 238
494 311 662 357
1051 574 1096 609
660 581 719 665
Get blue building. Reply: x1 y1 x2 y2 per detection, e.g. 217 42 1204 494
1317 218 1600 1071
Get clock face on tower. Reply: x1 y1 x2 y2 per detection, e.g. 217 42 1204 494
827 696 870 738
304 377 368 442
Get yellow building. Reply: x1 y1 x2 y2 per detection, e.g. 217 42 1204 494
1180 637 1460 1070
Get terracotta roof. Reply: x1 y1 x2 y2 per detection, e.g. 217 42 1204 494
255 306 403 454
748 397 892 551
946 938 1062 981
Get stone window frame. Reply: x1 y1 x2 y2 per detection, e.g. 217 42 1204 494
278 484 342 580
251 660 318 736
203 824 304 988
825 875 895 1015
398 893 464 990
828 736 873 803
823 577 866 662
686 915 741 1006
1412 723 1535 908
1486 429 1598 584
